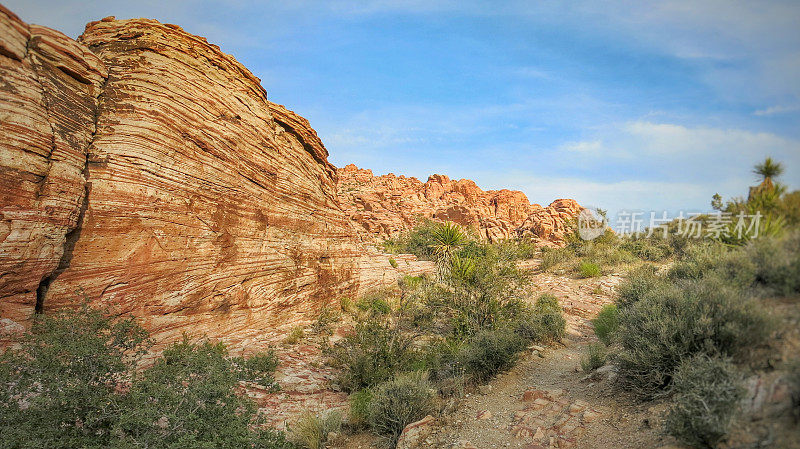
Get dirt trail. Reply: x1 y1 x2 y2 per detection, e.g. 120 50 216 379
424 269 674 449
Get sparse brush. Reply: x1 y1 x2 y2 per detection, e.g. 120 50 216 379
581 343 608 372
578 261 601 278
664 356 743 448
592 304 619 346
615 276 772 398
284 326 305 345
290 410 342 449
326 319 416 392
389 257 398 268
312 304 340 335
458 327 527 382
367 372 436 446
348 389 373 429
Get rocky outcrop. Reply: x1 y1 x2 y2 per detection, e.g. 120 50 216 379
516 198 584 246
337 164 582 245
0 5 107 332
0 10 425 348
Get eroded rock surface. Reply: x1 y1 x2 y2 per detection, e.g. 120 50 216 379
337 164 583 245
0 11 426 348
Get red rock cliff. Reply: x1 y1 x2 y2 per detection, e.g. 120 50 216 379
0 9 427 347
337 164 583 245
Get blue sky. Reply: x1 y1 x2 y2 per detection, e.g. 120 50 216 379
7 0 800 218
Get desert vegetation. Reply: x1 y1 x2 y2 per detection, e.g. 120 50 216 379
0 305 295 449
577 158 800 448
327 221 566 446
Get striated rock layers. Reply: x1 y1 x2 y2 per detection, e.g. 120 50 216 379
0 8 428 348
337 164 583 245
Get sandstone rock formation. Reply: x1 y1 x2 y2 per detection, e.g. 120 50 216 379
337 164 583 245
0 9 427 347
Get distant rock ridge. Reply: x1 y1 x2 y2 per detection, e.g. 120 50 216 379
336 164 583 245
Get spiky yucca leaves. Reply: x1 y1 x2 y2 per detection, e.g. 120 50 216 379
430 221 468 282
752 156 784 191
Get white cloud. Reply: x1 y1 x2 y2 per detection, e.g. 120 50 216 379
754 105 800 116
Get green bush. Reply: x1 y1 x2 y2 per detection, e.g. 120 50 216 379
381 219 441 260
665 356 743 448
667 243 756 290
592 304 619 346
389 257 398 268
0 305 150 448
458 327 527 382
367 372 436 446
616 264 667 308
615 276 771 397
290 411 342 449
0 305 294 449
621 237 672 262
581 343 608 372
312 304 340 335
348 389 373 429
540 246 574 272
578 261 602 278
327 319 416 392
356 291 392 316
746 232 800 296
530 293 567 342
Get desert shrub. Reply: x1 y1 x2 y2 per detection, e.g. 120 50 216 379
581 343 608 372
356 291 392 316
621 237 672 261
512 294 566 343
668 243 756 289
578 261 601 278
0 305 150 448
367 372 436 446
290 411 342 449
746 232 800 296
540 246 574 272
458 327 527 382
381 219 441 260
348 389 373 429
615 276 771 397
388 257 398 268
616 264 668 308
114 338 286 449
285 326 305 344
529 293 567 342
327 319 416 392
665 356 743 448
438 251 529 338
592 304 619 346
312 304 340 335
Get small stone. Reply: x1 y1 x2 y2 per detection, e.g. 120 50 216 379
476 410 492 420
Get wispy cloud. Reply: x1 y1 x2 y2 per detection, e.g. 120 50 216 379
754 104 800 116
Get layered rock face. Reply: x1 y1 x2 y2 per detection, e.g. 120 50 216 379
0 6 107 334
337 164 583 245
0 10 423 347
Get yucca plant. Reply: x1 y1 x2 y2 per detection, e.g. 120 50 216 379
752 156 784 192
430 221 467 282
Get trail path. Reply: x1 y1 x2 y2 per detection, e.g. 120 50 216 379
423 267 673 449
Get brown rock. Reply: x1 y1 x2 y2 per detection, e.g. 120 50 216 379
395 414 436 449
0 10 424 348
337 164 582 244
